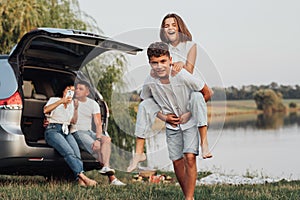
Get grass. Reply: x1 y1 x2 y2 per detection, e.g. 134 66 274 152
0 170 300 200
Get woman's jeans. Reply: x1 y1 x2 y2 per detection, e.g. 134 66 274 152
45 123 83 178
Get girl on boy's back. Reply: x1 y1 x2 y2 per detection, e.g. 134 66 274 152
128 13 213 173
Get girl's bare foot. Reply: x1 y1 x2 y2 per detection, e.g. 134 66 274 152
127 153 146 172
201 144 213 159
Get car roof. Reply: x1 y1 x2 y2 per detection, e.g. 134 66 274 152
8 28 142 71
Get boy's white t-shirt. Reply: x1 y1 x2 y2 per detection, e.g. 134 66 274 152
141 68 205 130
76 97 100 131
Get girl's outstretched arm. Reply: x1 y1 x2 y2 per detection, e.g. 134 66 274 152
185 44 197 74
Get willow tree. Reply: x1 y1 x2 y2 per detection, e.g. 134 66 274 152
0 0 101 54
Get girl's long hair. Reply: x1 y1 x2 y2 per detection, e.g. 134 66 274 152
160 13 192 43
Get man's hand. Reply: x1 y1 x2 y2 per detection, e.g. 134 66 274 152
73 99 79 110
92 139 101 151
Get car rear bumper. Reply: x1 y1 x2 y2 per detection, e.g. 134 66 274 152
0 126 100 176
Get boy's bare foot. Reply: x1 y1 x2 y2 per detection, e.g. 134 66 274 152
127 153 146 172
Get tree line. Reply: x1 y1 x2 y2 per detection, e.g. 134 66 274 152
212 82 300 100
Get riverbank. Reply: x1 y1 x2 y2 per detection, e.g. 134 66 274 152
207 99 300 117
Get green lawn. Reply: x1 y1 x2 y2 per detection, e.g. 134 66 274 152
0 170 299 200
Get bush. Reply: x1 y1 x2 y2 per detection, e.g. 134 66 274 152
253 89 286 113
289 102 297 108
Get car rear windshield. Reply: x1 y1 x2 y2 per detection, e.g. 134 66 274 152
0 56 18 99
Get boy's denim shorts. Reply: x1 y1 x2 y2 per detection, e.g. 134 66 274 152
166 125 199 161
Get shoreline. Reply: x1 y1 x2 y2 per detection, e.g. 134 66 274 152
207 99 300 117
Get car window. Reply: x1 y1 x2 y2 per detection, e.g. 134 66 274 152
0 58 18 99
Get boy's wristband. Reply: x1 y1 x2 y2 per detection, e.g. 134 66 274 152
96 138 101 141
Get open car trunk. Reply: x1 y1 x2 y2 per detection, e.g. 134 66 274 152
8 28 142 148
21 66 74 145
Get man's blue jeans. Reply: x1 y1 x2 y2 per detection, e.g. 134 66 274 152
45 123 83 178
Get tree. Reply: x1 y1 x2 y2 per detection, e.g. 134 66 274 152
289 102 297 108
0 0 101 54
253 89 286 114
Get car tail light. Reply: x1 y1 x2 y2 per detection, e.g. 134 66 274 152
0 91 23 109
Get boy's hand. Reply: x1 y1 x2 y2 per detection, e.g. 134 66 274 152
166 113 180 128
92 139 101 151
179 112 191 124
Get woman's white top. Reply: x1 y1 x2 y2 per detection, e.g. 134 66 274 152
45 97 74 125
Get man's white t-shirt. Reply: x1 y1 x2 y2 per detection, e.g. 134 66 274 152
76 98 100 131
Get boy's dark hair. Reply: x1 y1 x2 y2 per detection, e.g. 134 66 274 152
147 42 170 60
76 80 91 90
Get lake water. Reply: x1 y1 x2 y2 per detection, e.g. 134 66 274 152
144 112 300 180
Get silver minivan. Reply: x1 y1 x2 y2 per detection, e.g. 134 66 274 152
0 28 141 178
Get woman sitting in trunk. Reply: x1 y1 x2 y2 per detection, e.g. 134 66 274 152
43 82 97 187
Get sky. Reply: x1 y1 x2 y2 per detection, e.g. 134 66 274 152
78 0 300 87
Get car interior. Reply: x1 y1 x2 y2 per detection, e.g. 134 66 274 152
21 66 76 146
21 65 108 151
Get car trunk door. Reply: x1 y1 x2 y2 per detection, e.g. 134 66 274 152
8 28 142 74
